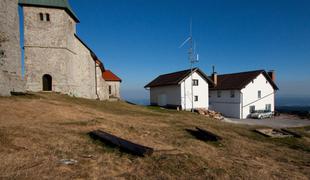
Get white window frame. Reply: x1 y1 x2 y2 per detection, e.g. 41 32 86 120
230 90 235 98
249 106 255 113
258 90 261 98
193 79 199 86
265 104 271 111
217 91 221 98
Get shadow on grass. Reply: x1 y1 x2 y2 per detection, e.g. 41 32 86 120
185 128 223 147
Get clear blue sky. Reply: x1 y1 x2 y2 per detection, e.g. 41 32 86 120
23 0 310 101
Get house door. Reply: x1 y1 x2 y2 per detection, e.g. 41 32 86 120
157 94 167 106
42 74 52 91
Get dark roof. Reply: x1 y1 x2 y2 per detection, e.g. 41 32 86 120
19 0 80 23
210 70 279 90
103 70 122 82
144 68 214 88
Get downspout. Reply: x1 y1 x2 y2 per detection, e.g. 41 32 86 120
240 92 243 119
94 63 99 100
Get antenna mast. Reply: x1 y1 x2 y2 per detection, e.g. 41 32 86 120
180 19 199 112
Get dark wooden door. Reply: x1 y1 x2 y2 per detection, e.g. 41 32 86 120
42 74 52 91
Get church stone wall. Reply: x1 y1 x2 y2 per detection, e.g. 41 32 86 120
1 1 115 100
23 6 75 93
23 5 109 100
107 81 121 98
0 0 25 96
96 66 109 100
71 37 97 99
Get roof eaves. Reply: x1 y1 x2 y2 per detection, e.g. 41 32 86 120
74 34 98 61
18 0 80 23
177 68 214 86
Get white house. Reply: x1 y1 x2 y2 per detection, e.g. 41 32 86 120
209 70 279 119
145 68 214 110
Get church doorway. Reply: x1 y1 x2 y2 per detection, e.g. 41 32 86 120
42 74 52 91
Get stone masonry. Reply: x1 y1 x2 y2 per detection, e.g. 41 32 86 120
0 0 25 96
22 5 110 100
1 0 120 100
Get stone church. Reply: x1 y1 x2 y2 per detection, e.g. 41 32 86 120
0 0 121 100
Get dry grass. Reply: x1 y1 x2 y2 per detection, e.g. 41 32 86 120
0 92 309 179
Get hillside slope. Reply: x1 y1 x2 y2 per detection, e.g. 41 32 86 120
0 93 309 179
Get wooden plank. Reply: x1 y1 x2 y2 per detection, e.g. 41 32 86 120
280 129 302 138
89 130 154 157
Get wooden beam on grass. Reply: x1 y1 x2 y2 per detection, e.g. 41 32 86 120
89 130 154 157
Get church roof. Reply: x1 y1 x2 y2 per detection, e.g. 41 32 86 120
19 0 79 23
103 70 122 82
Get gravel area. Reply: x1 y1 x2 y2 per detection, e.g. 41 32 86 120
224 114 310 128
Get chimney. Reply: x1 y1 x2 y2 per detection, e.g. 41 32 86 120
212 65 217 86
268 70 275 82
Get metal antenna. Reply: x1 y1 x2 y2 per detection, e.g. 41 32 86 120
179 18 199 112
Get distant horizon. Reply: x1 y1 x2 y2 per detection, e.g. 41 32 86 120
123 94 310 107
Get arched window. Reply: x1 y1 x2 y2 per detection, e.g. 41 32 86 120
46 13 50 21
39 13 44 21
42 74 52 91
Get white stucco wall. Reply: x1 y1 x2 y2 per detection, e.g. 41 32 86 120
241 73 275 119
180 71 209 110
149 85 181 107
210 73 275 119
209 90 241 118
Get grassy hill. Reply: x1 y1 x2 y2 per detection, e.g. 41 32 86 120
0 93 309 179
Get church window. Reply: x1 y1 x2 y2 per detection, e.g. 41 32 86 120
39 13 44 21
46 13 50 21
109 85 112 95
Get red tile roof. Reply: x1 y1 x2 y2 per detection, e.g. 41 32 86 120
102 70 122 82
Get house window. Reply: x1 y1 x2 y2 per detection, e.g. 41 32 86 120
46 13 50 21
109 85 112 95
258 90 261 98
249 106 255 113
230 90 235 98
265 104 271 112
39 13 44 21
194 96 198 102
217 91 221 98
193 79 199 86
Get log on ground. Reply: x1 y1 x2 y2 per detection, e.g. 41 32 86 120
89 130 154 156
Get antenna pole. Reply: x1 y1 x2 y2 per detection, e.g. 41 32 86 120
189 18 194 112
179 18 199 112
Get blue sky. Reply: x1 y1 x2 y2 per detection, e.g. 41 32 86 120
21 0 310 101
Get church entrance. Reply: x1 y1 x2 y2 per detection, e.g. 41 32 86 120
42 74 52 91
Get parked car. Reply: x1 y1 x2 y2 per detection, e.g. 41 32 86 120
250 110 273 119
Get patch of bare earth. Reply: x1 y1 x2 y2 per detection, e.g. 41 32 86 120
0 93 309 179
